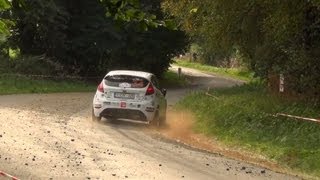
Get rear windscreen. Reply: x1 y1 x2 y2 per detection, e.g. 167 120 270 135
104 75 149 88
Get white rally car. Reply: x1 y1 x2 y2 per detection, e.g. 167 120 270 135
92 70 167 126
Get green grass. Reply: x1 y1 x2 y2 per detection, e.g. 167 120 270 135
159 71 187 88
0 74 95 95
174 59 254 82
0 71 185 95
176 83 320 177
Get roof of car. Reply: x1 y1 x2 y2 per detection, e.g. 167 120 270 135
106 70 154 79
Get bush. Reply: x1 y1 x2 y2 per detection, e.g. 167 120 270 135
0 55 12 73
0 55 65 76
0 74 94 94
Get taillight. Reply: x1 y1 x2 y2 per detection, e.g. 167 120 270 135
146 83 155 95
97 82 104 93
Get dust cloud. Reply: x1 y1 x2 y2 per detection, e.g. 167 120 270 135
157 110 224 152
155 110 285 173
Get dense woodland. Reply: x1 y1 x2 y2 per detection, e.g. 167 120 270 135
163 0 320 95
1 0 320 95
0 0 188 77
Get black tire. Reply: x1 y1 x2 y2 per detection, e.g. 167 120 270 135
150 111 160 127
151 110 166 128
92 108 101 121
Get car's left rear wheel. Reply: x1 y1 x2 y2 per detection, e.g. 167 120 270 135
92 107 101 121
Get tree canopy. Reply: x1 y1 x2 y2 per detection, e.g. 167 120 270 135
163 0 320 94
0 0 188 77
0 0 10 41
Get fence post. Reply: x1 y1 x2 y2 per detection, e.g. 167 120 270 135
178 67 182 79
279 74 284 93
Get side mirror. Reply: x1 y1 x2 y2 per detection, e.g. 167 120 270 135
161 88 167 97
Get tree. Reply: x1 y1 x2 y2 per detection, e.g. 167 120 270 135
6 0 188 77
0 0 10 42
163 0 320 95
109 0 188 77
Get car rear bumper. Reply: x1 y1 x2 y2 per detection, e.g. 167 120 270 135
93 95 156 122
100 108 148 122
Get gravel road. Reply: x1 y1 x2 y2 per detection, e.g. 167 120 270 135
0 66 299 180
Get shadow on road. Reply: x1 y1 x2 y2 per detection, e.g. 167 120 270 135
97 118 149 130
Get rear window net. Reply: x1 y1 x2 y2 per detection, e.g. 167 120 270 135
104 75 149 88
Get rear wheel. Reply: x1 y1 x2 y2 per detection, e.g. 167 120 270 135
150 111 160 127
152 110 166 127
92 108 101 121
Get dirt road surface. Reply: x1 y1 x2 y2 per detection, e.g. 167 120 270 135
0 66 299 180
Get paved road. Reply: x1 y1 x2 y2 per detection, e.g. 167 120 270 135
0 66 298 179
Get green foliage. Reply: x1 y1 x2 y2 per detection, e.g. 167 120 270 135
2 0 188 77
0 74 95 95
0 0 10 41
9 0 118 76
102 0 161 27
174 59 254 81
0 0 9 9
163 0 320 95
106 1 188 75
0 55 64 76
106 0 188 77
159 71 187 88
110 26 188 77
176 83 320 176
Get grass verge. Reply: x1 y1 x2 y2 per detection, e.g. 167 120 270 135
174 59 254 82
159 71 187 88
0 74 95 95
175 82 320 177
0 71 186 95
